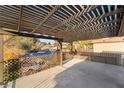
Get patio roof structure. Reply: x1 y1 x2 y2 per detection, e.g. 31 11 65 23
0 5 124 42
0 5 124 85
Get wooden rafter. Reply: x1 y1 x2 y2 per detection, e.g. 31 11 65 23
2 30 63 41
17 5 23 32
0 5 123 42
118 15 124 36
31 6 60 33
48 5 98 32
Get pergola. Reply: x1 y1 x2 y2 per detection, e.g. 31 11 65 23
0 5 124 41
0 5 124 83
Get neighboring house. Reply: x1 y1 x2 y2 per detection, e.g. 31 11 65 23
92 36 124 52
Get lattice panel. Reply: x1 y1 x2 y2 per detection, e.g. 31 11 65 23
3 52 62 83
3 59 21 83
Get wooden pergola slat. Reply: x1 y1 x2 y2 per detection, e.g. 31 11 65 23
31 6 60 33
0 5 123 42
17 5 23 32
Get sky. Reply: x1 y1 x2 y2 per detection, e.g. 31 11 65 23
39 39 56 44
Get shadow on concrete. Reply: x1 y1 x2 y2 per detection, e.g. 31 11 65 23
11 80 16 88
53 60 124 88
3 80 16 88
1 57 124 88
3 83 8 88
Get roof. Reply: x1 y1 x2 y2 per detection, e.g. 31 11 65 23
0 5 124 42
92 36 124 43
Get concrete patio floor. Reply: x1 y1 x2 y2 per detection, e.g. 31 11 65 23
1 58 124 88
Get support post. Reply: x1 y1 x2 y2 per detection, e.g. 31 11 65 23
118 15 124 36
58 41 63 66
0 34 3 84
120 55 124 67
70 42 73 53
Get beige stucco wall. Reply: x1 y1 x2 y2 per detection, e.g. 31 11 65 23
93 42 124 52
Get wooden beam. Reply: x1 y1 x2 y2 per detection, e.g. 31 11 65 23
17 5 23 32
0 29 16 35
48 5 98 32
79 19 119 32
0 5 123 42
0 33 3 84
72 8 123 33
70 20 119 40
3 36 15 44
118 15 124 36
31 6 60 33
70 42 73 53
3 30 63 41
93 9 123 22
66 25 119 42
58 40 63 65
73 10 122 34
58 6 121 37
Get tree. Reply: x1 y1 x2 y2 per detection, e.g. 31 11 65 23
48 42 51 45
15 36 36 51
4 35 36 61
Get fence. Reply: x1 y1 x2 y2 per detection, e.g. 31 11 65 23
78 51 124 66
3 51 61 83
63 52 74 61
3 51 74 83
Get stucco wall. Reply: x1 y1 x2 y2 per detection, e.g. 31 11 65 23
93 42 124 52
